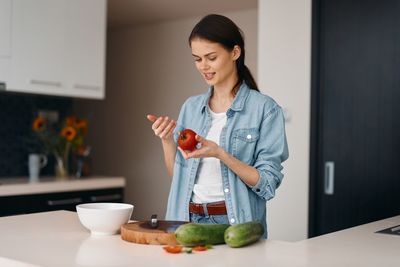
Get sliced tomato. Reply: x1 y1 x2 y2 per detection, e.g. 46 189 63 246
192 245 208 251
163 245 183 254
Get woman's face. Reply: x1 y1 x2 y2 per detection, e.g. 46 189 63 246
191 38 240 87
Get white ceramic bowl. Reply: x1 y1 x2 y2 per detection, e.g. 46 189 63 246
76 203 134 236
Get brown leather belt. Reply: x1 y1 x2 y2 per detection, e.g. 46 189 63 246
189 201 227 215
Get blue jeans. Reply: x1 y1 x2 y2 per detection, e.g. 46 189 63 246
190 213 229 224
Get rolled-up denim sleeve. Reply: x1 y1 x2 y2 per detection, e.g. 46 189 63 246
251 105 289 200
173 100 188 144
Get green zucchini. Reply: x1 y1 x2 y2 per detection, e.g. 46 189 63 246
175 223 229 246
224 221 264 248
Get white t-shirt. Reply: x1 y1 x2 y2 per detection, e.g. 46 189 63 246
191 108 227 204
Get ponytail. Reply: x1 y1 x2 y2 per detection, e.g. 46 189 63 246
236 50 258 91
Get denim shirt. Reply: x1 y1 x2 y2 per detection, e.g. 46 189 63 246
165 82 289 238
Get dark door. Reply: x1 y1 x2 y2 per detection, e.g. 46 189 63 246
310 0 400 237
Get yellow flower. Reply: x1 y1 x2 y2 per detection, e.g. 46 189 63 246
61 126 77 141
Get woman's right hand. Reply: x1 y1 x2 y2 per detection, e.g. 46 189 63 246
147 114 176 140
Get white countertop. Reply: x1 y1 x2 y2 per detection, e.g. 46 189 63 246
0 211 398 267
0 176 125 196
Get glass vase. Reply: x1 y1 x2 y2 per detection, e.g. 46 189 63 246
55 156 68 179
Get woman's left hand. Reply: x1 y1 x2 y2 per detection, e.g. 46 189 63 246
178 135 222 160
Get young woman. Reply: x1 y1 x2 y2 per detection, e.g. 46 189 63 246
147 14 288 238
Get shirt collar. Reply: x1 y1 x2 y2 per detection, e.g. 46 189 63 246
200 81 250 114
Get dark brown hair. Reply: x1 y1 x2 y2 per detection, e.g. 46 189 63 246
189 14 259 91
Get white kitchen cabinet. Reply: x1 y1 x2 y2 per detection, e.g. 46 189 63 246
9 0 67 96
7 0 106 99
0 0 12 87
66 0 107 99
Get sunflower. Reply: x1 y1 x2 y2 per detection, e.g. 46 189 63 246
61 126 77 141
32 117 45 132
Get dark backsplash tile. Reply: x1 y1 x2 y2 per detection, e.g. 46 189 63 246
0 92 72 178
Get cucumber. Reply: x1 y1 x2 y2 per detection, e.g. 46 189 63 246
175 223 229 246
224 221 264 248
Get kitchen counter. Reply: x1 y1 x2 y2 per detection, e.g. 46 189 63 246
295 216 400 266
0 211 398 267
0 176 125 196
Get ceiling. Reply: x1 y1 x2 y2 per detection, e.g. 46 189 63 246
107 0 257 29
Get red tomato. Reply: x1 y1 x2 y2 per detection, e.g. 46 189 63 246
192 246 208 251
163 245 183 254
178 129 198 151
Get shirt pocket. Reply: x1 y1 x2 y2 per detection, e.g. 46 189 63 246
231 128 260 165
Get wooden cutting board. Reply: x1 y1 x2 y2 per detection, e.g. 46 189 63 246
121 220 188 245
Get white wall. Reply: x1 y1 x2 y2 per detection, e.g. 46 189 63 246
74 9 258 221
258 0 312 241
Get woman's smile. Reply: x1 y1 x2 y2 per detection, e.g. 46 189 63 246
203 72 216 80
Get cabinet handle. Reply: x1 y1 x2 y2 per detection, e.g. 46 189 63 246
324 161 335 195
74 84 101 91
47 197 82 206
90 194 122 202
30 79 62 87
